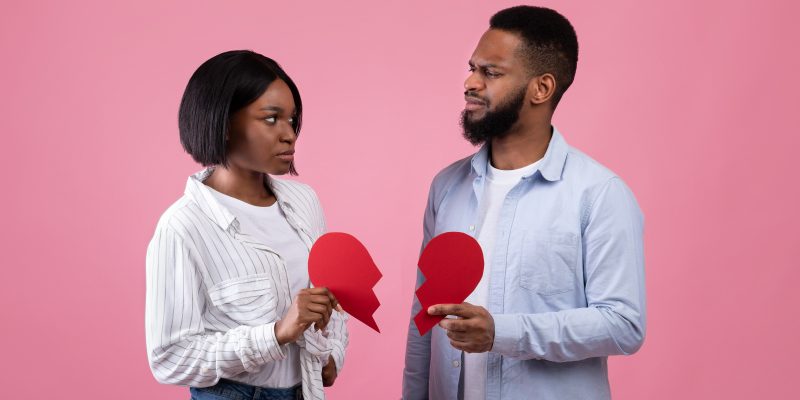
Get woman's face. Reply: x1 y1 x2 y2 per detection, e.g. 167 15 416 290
226 79 297 175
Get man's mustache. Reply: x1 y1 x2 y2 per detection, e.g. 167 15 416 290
464 91 487 104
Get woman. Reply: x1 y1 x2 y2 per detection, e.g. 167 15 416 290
146 50 348 400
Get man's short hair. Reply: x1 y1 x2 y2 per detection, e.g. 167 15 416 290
490 6 579 107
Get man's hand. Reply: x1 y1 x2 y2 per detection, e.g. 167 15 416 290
428 302 495 353
321 355 338 387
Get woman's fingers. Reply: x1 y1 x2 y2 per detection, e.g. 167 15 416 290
298 310 326 329
294 287 341 332
306 287 343 312
300 302 332 331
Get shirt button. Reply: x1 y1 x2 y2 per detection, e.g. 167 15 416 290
469 225 475 231
452 360 460 368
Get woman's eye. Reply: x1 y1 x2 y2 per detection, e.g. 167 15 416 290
264 116 277 124
288 117 295 125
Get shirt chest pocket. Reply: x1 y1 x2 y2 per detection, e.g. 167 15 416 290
208 274 278 325
519 231 578 295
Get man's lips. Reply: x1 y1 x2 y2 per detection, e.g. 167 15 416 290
465 97 486 111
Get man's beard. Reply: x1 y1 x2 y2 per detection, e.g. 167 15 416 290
461 86 527 145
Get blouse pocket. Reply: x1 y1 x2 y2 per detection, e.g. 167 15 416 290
519 230 578 296
207 273 278 325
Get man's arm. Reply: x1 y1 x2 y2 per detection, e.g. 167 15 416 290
433 177 645 361
492 177 646 361
402 181 438 399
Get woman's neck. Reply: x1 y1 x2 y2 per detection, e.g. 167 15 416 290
204 165 276 207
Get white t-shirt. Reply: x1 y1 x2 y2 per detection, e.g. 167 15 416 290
463 158 540 400
207 186 310 388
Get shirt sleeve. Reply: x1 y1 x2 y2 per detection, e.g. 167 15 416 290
402 180 437 399
145 225 287 387
491 177 646 362
324 308 349 373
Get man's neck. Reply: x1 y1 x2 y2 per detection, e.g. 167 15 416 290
490 123 552 170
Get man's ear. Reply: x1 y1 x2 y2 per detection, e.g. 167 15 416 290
527 73 556 105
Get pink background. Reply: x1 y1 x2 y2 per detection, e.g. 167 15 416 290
2 0 799 398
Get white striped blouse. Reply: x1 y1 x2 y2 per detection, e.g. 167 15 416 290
145 168 348 399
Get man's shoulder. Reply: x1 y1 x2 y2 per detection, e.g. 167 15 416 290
430 153 475 190
563 144 641 217
564 145 620 186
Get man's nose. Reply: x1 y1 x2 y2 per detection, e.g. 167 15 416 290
464 71 484 92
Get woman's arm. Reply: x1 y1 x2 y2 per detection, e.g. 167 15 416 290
145 226 287 387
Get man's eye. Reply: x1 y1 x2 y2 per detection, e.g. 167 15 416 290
265 116 277 124
486 71 500 78
468 66 476 72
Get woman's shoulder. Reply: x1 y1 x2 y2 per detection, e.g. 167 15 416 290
151 195 207 238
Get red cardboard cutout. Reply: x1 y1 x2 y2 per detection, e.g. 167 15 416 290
414 232 484 335
308 232 382 332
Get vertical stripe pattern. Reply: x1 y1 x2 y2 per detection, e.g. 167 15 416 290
146 169 348 399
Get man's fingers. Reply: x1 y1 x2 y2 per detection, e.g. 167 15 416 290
446 329 469 342
428 303 472 317
427 303 460 316
449 339 470 352
439 318 468 332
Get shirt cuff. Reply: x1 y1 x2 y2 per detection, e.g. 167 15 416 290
252 322 287 363
329 342 345 373
491 314 521 358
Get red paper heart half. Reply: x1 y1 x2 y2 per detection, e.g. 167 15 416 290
414 232 484 335
308 232 382 332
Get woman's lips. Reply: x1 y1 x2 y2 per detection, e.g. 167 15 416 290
277 151 294 162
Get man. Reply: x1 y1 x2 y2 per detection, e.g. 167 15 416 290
403 6 645 400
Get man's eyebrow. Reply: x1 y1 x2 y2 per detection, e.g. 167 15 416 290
469 60 500 69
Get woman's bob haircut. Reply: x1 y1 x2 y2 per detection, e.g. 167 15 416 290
178 50 302 175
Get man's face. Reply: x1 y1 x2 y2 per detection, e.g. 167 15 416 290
461 29 531 145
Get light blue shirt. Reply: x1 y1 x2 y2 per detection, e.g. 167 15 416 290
403 128 646 400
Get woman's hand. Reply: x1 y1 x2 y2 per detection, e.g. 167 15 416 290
274 287 342 345
322 355 338 387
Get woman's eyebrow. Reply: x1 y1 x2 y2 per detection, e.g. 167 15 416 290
259 105 296 116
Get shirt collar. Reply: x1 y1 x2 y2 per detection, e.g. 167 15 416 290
184 168 297 232
470 126 569 182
